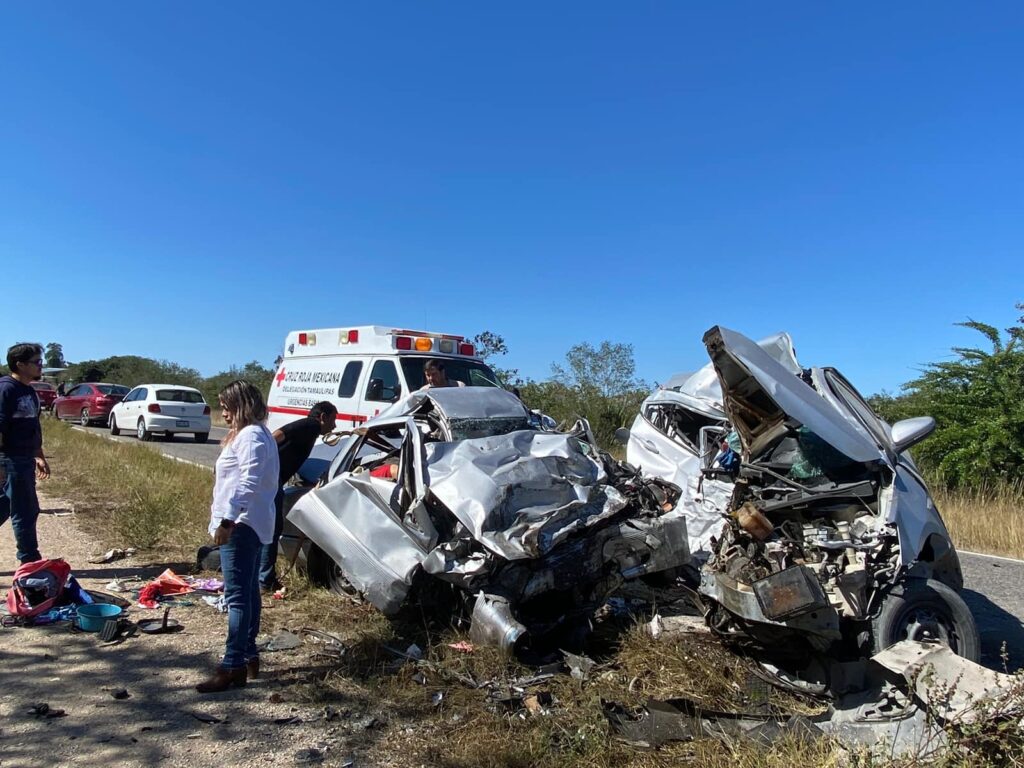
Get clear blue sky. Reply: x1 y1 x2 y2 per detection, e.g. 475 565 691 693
2 3 1022 395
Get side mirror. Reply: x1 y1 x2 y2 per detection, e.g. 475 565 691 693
890 416 935 454
614 427 631 445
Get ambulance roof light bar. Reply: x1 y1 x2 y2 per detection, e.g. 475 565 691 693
391 328 464 341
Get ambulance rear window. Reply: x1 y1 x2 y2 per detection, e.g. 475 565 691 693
338 361 363 398
399 358 500 390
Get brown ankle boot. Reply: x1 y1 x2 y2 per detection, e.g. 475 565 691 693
247 657 260 680
196 666 247 693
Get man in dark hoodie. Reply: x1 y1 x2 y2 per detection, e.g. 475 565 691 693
0 342 50 563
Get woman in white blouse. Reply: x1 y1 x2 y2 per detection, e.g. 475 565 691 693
197 380 280 694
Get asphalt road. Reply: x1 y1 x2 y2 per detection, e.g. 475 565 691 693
69 423 1024 671
71 422 228 470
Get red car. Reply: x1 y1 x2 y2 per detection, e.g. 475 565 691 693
30 381 58 411
54 383 131 426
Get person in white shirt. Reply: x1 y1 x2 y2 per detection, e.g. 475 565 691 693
197 380 280 694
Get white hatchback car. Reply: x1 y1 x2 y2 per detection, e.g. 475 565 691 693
109 384 212 443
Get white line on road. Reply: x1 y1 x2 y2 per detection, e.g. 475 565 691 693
960 550 1024 565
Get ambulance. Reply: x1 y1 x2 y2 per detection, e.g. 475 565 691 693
266 325 502 433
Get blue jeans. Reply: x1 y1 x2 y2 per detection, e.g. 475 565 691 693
0 456 42 563
258 487 285 590
220 522 262 670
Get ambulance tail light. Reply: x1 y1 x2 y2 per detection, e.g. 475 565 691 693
203 405 211 415
439 339 454 354
459 343 475 356
395 336 413 351
148 404 161 414
415 337 433 352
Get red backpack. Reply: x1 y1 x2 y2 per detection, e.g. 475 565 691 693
6 559 72 619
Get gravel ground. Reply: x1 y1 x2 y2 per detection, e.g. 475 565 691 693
0 494 395 768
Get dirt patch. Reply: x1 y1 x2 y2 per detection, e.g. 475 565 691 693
0 494 395 768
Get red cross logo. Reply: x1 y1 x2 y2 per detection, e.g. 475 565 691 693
275 368 286 387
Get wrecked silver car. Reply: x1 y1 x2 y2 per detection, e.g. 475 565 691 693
626 326 979 660
286 387 690 651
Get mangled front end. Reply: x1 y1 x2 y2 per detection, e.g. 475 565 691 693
289 410 691 652
696 327 914 653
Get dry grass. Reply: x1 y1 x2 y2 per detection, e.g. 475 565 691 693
41 419 213 558
934 482 1024 560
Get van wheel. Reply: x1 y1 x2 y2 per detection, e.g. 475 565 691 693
308 544 361 599
109 414 120 435
194 432 209 443
871 578 980 662
137 419 152 442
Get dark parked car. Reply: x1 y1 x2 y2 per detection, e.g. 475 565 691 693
54 383 131 426
30 381 58 411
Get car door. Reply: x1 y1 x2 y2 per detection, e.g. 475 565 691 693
360 358 402 423
286 416 431 615
115 388 137 428
133 388 149 426
123 387 144 426
60 384 86 419
626 400 733 557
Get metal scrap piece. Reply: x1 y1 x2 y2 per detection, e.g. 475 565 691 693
469 593 526 653
872 640 1017 724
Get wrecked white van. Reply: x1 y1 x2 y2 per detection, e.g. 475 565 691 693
625 326 978 660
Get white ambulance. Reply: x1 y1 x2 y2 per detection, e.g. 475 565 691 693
266 325 502 433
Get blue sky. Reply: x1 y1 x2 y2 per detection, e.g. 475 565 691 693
2 3 1021 395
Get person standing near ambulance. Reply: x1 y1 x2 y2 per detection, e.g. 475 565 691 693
198 380 279 694
258 400 338 593
420 359 466 390
0 343 50 564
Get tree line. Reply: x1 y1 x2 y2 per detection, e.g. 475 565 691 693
870 304 1024 490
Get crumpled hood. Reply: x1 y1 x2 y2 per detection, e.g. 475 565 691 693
702 326 883 464
424 430 624 561
649 332 803 420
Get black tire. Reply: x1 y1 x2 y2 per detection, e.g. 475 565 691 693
307 544 360 598
137 418 152 442
109 413 120 436
872 578 980 662
194 432 209 443
80 408 91 427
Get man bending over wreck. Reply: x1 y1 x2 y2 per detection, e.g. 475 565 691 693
258 401 337 593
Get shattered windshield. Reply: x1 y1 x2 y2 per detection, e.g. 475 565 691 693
446 416 530 441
